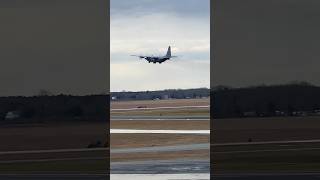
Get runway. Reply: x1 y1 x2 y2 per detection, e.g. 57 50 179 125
111 173 209 180
0 147 107 156
111 159 209 174
111 115 209 121
0 174 107 180
110 129 209 134
213 173 320 180
111 143 209 154
111 105 209 111
211 139 320 154
212 139 320 146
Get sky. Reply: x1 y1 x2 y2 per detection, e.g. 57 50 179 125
110 0 210 92
0 0 108 96
213 0 320 88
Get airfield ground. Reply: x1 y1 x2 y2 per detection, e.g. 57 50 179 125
111 120 209 130
112 98 320 174
111 133 209 149
0 122 107 151
0 122 108 174
213 116 320 174
111 149 209 162
0 98 209 174
3 97 320 174
213 116 320 143
110 98 210 164
111 98 209 109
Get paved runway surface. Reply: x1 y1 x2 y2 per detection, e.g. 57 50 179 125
0 174 107 180
111 105 209 111
111 115 209 121
111 173 209 180
111 143 209 154
214 173 320 180
111 159 209 174
111 129 209 134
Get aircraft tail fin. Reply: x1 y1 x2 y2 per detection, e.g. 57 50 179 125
166 46 171 58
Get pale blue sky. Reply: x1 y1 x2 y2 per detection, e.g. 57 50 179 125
111 0 210 92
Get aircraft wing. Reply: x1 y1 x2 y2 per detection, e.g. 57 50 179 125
131 55 147 59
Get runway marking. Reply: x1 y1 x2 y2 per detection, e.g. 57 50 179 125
0 147 107 155
110 129 209 134
111 105 210 111
212 139 320 146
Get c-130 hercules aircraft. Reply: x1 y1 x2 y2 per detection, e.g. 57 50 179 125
131 46 177 64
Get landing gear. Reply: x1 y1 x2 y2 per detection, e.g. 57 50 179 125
148 61 150 63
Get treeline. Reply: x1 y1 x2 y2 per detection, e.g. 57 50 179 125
0 95 109 123
111 88 210 101
212 82 320 118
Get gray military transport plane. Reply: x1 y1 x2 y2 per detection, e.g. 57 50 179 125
131 46 177 64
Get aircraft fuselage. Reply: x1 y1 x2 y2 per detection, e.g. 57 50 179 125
132 46 176 64
145 56 170 64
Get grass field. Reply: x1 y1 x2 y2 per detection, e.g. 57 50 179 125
112 149 209 162
0 159 108 173
213 142 320 173
213 116 320 173
111 133 209 148
111 98 210 109
111 108 209 116
111 120 209 130
0 121 108 173
0 122 107 151
213 116 320 143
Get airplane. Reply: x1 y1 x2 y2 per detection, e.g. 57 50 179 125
131 46 177 64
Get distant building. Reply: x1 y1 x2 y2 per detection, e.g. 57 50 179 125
313 109 320 116
111 96 117 100
162 95 169 100
243 111 256 117
5 111 20 120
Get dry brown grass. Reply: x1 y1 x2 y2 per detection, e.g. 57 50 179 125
111 120 209 130
111 108 209 116
111 133 209 148
111 149 209 162
0 122 107 151
111 98 209 109
213 116 320 143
